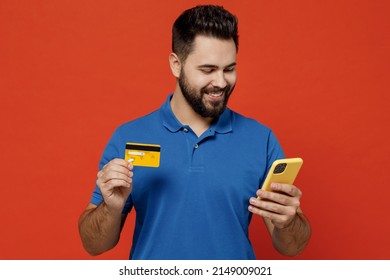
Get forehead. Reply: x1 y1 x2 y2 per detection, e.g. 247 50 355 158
185 35 237 66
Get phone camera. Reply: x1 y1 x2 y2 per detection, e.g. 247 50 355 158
273 163 287 174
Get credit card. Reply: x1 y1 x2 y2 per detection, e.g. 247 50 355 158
125 142 161 168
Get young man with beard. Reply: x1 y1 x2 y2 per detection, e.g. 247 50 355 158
79 5 311 260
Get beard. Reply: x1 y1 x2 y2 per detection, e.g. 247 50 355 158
178 70 235 119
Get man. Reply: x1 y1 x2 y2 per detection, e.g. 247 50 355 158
79 5 311 260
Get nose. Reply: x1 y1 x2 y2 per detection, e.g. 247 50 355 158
211 71 227 89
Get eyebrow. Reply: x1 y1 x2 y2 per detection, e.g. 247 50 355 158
197 62 237 69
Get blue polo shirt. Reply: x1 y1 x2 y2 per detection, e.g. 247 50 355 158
91 94 284 259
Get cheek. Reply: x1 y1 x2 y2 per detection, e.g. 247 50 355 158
187 74 212 90
226 73 237 86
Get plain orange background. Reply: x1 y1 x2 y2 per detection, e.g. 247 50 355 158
1 0 389 259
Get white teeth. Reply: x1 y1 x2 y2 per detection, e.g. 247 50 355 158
208 91 223 97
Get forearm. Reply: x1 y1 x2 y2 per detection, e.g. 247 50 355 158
272 211 311 256
78 202 123 256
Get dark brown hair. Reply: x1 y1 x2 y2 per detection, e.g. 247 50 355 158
172 5 239 62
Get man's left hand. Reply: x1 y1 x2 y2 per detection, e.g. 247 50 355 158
248 183 302 229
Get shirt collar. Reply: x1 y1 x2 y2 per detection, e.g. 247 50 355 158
161 94 233 134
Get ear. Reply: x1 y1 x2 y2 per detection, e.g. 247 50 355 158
169 52 181 78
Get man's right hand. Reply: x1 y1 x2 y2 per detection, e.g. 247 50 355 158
96 158 133 212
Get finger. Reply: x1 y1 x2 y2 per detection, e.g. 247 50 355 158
101 162 133 178
110 158 134 169
102 159 133 174
250 197 296 216
250 197 280 213
100 165 133 179
100 178 132 192
248 204 282 220
257 190 300 208
270 183 302 198
248 205 291 226
100 170 133 184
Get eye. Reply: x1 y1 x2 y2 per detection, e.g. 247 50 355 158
224 67 236 73
200 68 214 74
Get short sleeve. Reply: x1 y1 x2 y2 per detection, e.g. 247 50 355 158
259 130 285 187
89 127 134 213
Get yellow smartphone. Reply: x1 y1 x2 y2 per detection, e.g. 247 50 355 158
258 158 303 198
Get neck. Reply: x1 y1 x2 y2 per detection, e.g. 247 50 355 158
170 85 213 137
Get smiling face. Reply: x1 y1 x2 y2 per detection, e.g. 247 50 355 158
177 35 237 119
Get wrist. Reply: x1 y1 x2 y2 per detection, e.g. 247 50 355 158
101 201 124 218
276 212 302 232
